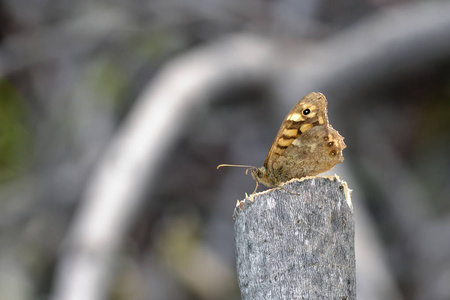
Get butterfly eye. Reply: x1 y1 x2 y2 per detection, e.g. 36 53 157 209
303 108 311 115
252 169 262 178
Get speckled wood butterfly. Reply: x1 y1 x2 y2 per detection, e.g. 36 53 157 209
218 92 346 190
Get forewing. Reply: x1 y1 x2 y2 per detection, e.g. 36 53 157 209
264 92 328 171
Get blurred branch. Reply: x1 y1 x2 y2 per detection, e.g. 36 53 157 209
356 114 450 299
0 9 131 76
156 216 236 299
353 195 404 300
277 1 450 104
50 34 275 300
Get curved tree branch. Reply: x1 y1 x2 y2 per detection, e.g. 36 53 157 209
50 34 275 300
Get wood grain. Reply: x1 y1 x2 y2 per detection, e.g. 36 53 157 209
234 176 355 300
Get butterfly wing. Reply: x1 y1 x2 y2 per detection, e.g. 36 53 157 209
264 92 329 173
271 125 346 182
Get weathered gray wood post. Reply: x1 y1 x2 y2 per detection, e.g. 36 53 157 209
234 176 355 300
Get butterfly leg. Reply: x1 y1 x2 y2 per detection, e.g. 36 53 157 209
278 184 302 196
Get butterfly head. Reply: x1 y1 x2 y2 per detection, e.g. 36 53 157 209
250 167 264 182
217 164 275 188
251 166 276 188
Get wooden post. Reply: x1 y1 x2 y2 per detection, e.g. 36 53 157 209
234 176 355 300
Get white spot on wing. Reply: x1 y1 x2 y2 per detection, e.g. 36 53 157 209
287 113 303 122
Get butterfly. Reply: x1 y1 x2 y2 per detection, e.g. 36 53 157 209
218 92 346 191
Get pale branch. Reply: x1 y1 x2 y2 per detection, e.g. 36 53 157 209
50 34 275 300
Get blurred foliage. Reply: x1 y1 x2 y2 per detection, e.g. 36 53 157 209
1 0 450 299
88 58 130 107
416 91 450 213
0 80 31 182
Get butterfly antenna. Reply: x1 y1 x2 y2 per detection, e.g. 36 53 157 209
217 164 257 170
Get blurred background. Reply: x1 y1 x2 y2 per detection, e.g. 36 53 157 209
1 0 450 299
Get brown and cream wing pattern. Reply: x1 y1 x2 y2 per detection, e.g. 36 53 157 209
264 92 329 172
